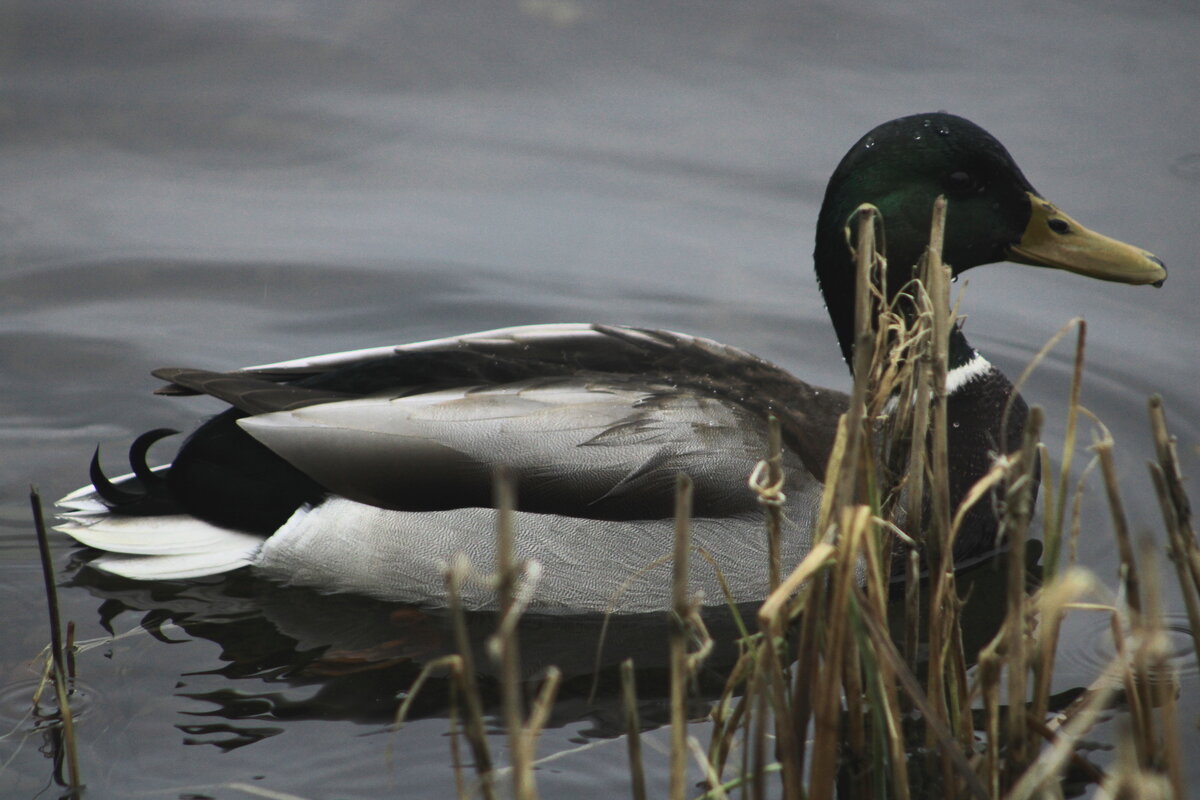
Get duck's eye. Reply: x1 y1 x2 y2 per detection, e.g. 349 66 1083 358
948 170 973 191
1047 218 1071 234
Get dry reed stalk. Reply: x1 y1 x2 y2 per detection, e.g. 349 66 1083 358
521 666 561 779
785 583 818 795
756 547 836 626
921 198 961 782
1093 436 1142 623
903 546 921 690
1136 537 1185 798
1043 321 1087 579
976 646 1002 797
748 418 806 797
619 659 648 800
685 737 729 800
1025 327 1088 733
748 541 836 798
448 678 469 800
841 536 869 798
946 589 973 747
30 488 81 795
705 652 751 780
1096 722 1175 800
444 555 497 800
488 469 537 800
1066 457 1099 569
1028 569 1095 740
65 622 76 681
1005 671 1120 800
857 598 989 800
1000 407 1043 778
923 197 952 552
750 667 768 800
391 654 463 730
861 526 911 800
669 473 693 800
780 544 832 793
850 206 883 423
757 415 785 592
809 505 871 800
1094 441 1162 773
1106 607 1154 770
1147 397 1200 670
390 651 475 799
1149 457 1200 636
760 619 800 798
823 204 884 521
1147 397 1197 547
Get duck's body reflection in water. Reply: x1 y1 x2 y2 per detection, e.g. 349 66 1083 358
66 547 1038 751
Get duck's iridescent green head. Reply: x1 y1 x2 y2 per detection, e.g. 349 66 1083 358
814 112 1166 365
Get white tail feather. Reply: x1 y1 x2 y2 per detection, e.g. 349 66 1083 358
54 512 262 580
91 547 259 580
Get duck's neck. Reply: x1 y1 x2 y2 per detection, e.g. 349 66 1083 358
813 212 978 374
814 212 1029 563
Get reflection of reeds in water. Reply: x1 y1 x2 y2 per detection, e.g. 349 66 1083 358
31 199 1200 799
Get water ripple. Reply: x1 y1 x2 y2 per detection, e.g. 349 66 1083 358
0 677 96 735
1056 611 1199 682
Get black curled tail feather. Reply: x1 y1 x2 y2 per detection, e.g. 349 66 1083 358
89 447 141 506
89 428 182 515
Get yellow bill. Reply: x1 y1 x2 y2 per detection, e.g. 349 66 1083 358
1008 192 1166 286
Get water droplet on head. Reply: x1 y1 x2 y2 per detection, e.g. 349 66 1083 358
913 133 922 141
864 136 875 149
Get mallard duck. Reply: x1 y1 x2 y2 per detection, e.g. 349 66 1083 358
55 113 1165 613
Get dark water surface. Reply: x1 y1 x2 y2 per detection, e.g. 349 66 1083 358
2 1 1198 797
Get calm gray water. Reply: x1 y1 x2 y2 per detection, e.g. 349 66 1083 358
2 1 1198 797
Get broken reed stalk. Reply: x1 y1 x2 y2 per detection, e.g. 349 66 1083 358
705 645 752 779
449 677 469 800
522 666 562 776
1005 671 1120 800
749 420 804 799
1147 396 1200 667
620 659 648 800
750 670 768 800
1043 321 1087 580
762 416 784 592
444 555 498 800
1094 437 1165 775
391 651 473 800
922 196 958 766
1028 325 1089 729
1094 435 1142 623
669 473 693 800
859 530 912 800
808 505 871 800
1137 537 1186 799
489 468 536 800
1003 407 1043 775
903 338 931 679
30 487 81 794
